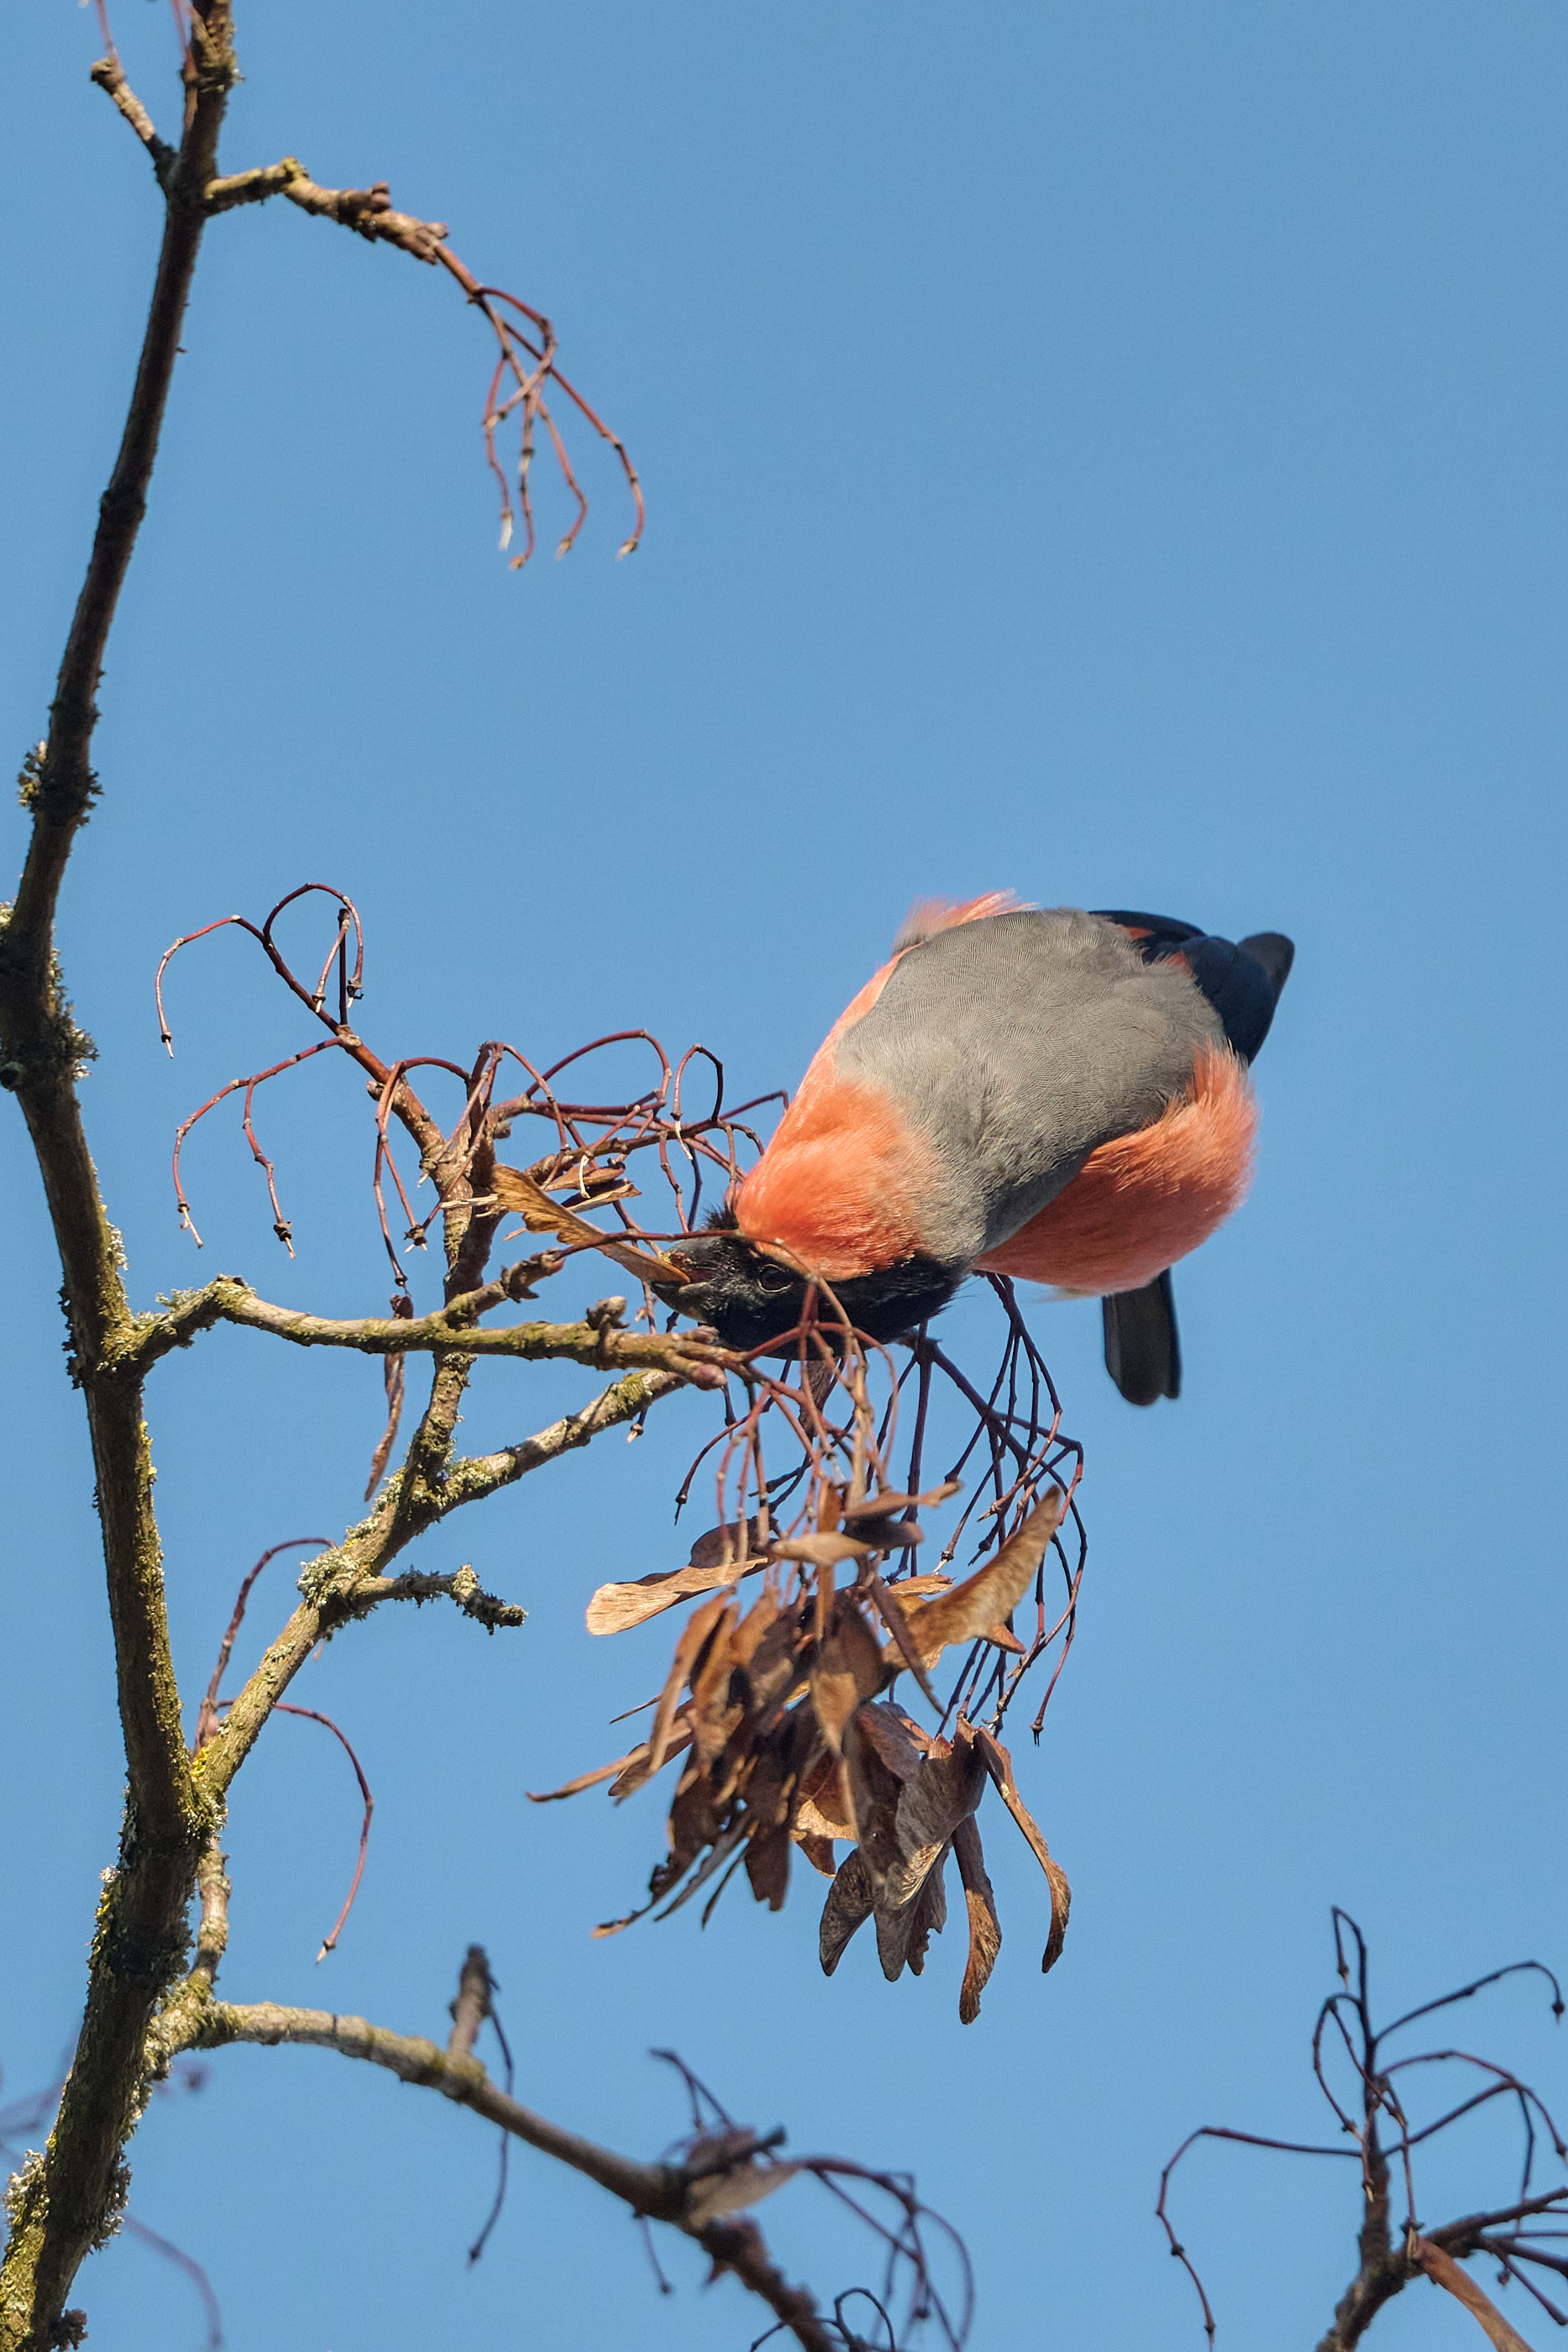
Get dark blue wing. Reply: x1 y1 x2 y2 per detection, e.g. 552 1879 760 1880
1093 911 1294 1065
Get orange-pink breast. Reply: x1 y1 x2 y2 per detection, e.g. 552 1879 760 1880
973 1047 1258 1295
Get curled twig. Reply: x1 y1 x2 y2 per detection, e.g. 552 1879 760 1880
192 1536 329 1752
1160 1914 1568 2348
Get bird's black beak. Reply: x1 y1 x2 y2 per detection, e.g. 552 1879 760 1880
664 1280 718 1320
648 1246 716 1322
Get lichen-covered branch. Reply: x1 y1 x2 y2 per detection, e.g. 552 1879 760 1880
2 8 667 2344
358 1562 527 1631
127 1273 733 1385
187 1841 231 1995
154 1981 837 2352
202 155 449 263
0 13 244 2344
13 28 231 990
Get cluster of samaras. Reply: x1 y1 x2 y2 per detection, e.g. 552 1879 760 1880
538 1486 1071 2023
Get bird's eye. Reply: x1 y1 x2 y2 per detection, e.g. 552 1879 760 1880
757 1261 794 1293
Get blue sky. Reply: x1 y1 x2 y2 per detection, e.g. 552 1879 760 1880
3 2 1566 2345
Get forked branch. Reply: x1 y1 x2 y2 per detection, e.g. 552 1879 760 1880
183 1995 844 2345
0 14 650 2330
194 1365 676 1803
126 1275 735 1387
152 1940 965 2352
88 55 174 185
1158 1914 1568 2350
0 13 241 2342
93 60 643 564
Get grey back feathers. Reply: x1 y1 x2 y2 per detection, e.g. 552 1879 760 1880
832 908 1225 1266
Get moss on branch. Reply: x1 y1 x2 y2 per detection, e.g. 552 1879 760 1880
126 1274 734 1388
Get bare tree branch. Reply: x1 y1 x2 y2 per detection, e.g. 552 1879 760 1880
0 10 651 2334
125 1274 734 1387
88 56 175 186
447 1946 496 2061
1429 2192 1568 2254
0 12 243 2339
1413 2239 1539 2352
1165 1918 1568 2352
155 1982 840 2352
206 158 449 262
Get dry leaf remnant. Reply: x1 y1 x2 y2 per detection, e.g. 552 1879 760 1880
563 1490 1072 2024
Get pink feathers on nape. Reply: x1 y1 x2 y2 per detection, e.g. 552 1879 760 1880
733 1070 938 1280
890 890 1029 954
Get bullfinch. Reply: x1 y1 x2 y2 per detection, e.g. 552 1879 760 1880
657 897 1293 1404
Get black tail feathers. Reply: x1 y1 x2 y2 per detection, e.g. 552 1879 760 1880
1102 1270 1182 1407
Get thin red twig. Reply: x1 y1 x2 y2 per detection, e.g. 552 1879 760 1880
122 2215 222 2351
271 1703 375 1960
432 252 645 566
193 1537 331 1751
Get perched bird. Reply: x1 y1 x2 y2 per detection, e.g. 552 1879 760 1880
656 897 1293 1402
